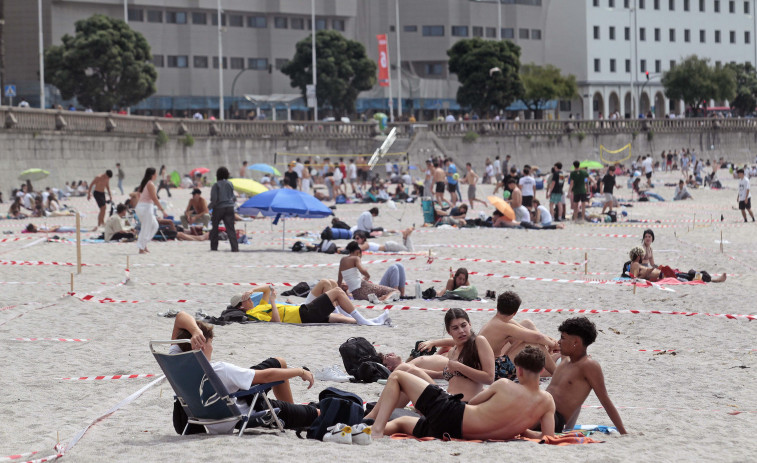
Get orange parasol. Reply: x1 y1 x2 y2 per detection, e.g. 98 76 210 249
487 195 515 221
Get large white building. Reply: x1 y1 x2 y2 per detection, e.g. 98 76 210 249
2 0 756 119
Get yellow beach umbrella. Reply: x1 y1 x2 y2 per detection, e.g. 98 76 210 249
230 178 268 196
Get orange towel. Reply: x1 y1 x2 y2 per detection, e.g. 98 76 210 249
389 430 602 445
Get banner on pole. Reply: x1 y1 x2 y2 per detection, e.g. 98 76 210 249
376 34 389 87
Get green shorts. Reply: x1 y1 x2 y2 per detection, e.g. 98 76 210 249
550 193 563 204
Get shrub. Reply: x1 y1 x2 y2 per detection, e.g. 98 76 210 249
463 131 479 143
155 130 168 148
182 133 195 147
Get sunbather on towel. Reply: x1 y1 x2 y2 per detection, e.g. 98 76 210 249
628 246 726 283
536 317 628 435
371 346 556 440
338 241 401 302
170 311 319 434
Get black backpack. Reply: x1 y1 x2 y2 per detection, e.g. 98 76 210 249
301 389 364 440
339 337 382 378
355 362 391 383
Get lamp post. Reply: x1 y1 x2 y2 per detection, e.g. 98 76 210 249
217 0 224 120
395 0 402 118
497 0 502 40
38 0 45 109
311 0 318 121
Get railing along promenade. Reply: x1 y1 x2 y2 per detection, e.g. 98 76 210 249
2 106 754 139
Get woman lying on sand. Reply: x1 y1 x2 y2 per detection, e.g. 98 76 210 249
627 246 726 283
362 309 494 422
353 227 415 252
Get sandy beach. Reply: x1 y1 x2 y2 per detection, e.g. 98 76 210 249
1 169 755 462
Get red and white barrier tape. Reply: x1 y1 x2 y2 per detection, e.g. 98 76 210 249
580 404 756 414
0 236 38 243
13 338 88 342
62 374 156 381
464 271 672 291
636 348 756 353
0 260 93 267
438 257 586 266
575 233 639 238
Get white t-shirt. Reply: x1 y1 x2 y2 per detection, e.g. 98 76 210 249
485 164 494 178
515 205 531 223
348 163 357 179
519 175 536 196
333 168 344 184
493 159 501 175
356 211 373 232
738 177 751 201
537 205 553 225
23 193 34 209
642 157 653 174
294 162 304 177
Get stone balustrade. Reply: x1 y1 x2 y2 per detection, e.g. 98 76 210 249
1 106 755 139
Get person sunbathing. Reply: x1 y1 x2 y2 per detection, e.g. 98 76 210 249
538 317 627 434
169 311 319 434
437 267 477 298
628 246 726 283
232 285 390 325
353 228 415 252
363 309 493 423
338 241 401 302
371 346 556 440
24 223 76 233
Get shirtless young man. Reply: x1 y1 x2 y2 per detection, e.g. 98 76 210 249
87 170 113 227
371 346 556 440
540 317 628 434
181 188 211 229
432 161 447 203
463 163 488 208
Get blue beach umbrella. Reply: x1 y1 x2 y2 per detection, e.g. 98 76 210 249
247 163 282 177
238 189 333 249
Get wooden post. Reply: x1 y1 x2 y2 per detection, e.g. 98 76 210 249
126 255 130 271
720 231 724 253
75 212 82 274
70 273 74 293
584 253 588 275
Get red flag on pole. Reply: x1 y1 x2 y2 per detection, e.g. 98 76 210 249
377 34 389 87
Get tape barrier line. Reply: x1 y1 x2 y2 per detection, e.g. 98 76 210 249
62 374 156 381
464 271 673 292
580 404 756 415
575 233 639 238
0 303 58 328
353 304 757 321
636 348 757 353
13 338 89 342
438 257 586 266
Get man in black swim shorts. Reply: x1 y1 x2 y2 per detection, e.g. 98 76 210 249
87 170 113 227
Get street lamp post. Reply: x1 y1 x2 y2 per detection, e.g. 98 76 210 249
395 0 402 118
311 0 318 121
38 0 45 109
217 0 224 120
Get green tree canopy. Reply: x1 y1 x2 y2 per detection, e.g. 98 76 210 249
520 63 577 117
44 14 157 112
447 38 524 117
724 62 757 116
281 30 376 116
661 55 736 116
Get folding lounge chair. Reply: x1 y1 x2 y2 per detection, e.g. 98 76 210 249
150 340 285 436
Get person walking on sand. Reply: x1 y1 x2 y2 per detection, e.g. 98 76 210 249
209 166 239 252
157 165 172 198
737 168 755 222
432 160 446 203
87 170 113 227
135 167 166 254
116 162 125 195
463 163 488 209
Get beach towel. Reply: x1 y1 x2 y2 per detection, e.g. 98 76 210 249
389 430 602 445
438 285 478 301
615 277 706 287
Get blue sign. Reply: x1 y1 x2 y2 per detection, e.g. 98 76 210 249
4 85 16 97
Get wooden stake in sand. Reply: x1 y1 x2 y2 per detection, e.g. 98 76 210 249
70 273 74 293
126 256 130 271
75 212 82 274
720 231 724 253
584 253 588 275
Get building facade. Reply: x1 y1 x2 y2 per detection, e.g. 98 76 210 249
2 0 756 119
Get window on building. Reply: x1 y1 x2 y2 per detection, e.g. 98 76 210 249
609 26 616 40
404 25 417 32
626 59 631 72
227 15 243 27
594 26 600 39
669 28 676 41
211 14 226 26
212 57 228 69
609 0 615 6
669 0 675 10
593 0 599 6
684 0 690 11
167 55 188 68
275 59 289 70
230 57 244 70
152 55 164 67
192 12 207 25
389 25 395 32
700 29 706 42
746 31 751 44
425 63 444 76
519 28 530 39
166 11 187 24
473 26 484 37
315 18 327 30
730 30 736 43
610 59 617 72
244 15 263 28
640 59 647 72
654 28 661 41
274 17 287 29
422 25 444 36
559 100 572 112
248 58 269 70
654 0 660 10
699 0 705 11
670 59 676 68
746 1 751 14
333 19 345 31
594 59 601 72
193 56 208 68
503 28 515 39
128 9 143 22
532 29 542 40
625 27 630 40
639 27 646 41
684 29 690 42
625 0 630 7
485 27 496 37
147 10 163 23
452 26 469 37
714 0 720 12
715 30 721 42
729 0 735 12
655 59 661 72
291 18 304 29
639 0 645 8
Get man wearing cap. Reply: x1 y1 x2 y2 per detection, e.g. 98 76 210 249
284 162 300 189
181 188 210 230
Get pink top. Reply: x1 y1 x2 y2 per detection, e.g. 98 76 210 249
138 182 154 203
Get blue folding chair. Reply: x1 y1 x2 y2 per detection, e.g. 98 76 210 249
150 340 285 436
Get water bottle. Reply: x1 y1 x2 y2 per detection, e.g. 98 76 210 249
415 280 422 298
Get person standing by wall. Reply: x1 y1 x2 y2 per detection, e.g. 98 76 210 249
209 166 239 252
116 162 125 195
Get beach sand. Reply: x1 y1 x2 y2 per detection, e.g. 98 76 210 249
1 170 755 462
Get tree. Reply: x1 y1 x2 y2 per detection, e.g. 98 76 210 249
520 64 577 118
447 38 524 117
281 30 376 116
661 55 736 117
724 62 757 116
44 14 157 111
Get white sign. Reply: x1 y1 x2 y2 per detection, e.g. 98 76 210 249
306 84 315 97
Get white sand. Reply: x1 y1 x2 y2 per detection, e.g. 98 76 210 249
1 171 755 462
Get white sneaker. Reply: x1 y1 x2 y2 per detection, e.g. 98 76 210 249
315 365 354 383
367 293 380 304
388 292 400 302
323 423 352 444
351 424 372 445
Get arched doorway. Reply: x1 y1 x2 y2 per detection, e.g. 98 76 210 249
639 92 651 117
668 98 682 117
608 92 620 117
592 92 605 119
624 92 633 118
654 92 665 118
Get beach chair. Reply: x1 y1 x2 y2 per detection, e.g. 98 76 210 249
150 340 285 436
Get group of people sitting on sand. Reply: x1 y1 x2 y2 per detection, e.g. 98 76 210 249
7 182 74 219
